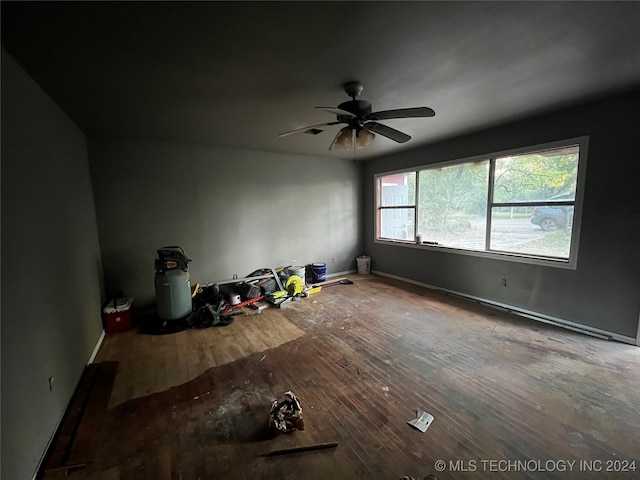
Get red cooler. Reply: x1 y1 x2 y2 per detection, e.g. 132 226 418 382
103 297 133 333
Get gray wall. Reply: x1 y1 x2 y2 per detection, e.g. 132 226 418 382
364 89 640 340
1 49 105 480
88 139 363 307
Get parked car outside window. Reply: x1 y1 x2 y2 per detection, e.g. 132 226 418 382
530 193 575 231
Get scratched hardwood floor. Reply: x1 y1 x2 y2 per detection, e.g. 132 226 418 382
77 274 639 479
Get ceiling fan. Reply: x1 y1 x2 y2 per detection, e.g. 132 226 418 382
278 81 435 151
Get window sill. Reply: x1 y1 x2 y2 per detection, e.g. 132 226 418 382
374 238 576 269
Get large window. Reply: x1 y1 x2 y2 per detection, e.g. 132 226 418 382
376 138 587 268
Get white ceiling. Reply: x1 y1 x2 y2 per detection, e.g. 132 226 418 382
3 1 640 161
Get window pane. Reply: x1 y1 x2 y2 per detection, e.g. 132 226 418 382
493 145 579 203
490 206 571 258
379 208 414 240
380 172 415 206
417 161 489 249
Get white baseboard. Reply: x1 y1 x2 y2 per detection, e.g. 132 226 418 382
88 329 106 364
372 270 637 346
327 269 357 279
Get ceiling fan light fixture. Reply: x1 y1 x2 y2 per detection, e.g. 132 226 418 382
330 127 353 150
281 82 435 151
356 128 375 149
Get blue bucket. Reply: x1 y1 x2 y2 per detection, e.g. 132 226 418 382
309 263 327 283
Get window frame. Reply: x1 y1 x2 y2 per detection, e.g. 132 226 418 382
376 172 416 242
374 136 589 269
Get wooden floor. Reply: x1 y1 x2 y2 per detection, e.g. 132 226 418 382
76 275 638 479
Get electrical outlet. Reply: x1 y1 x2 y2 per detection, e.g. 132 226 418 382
48 376 54 392
501 278 507 287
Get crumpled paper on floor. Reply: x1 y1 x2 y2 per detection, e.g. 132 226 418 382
269 391 304 432
407 410 434 432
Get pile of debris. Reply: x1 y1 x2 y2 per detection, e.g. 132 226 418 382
189 266 353 328
142 264 352 334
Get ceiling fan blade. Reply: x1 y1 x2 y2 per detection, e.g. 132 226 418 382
364 122 411 143
315 107 357 118
365 107 435 121
328 130 342 151
278 121 342 137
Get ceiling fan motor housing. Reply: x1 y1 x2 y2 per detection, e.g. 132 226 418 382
337 100 372 127
337 100 371 115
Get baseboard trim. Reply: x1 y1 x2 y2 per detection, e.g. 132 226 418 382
372 270 637 346
327 269 357 279
88 329 105 364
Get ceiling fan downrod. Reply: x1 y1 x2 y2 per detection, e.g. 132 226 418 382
337 82 371 117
